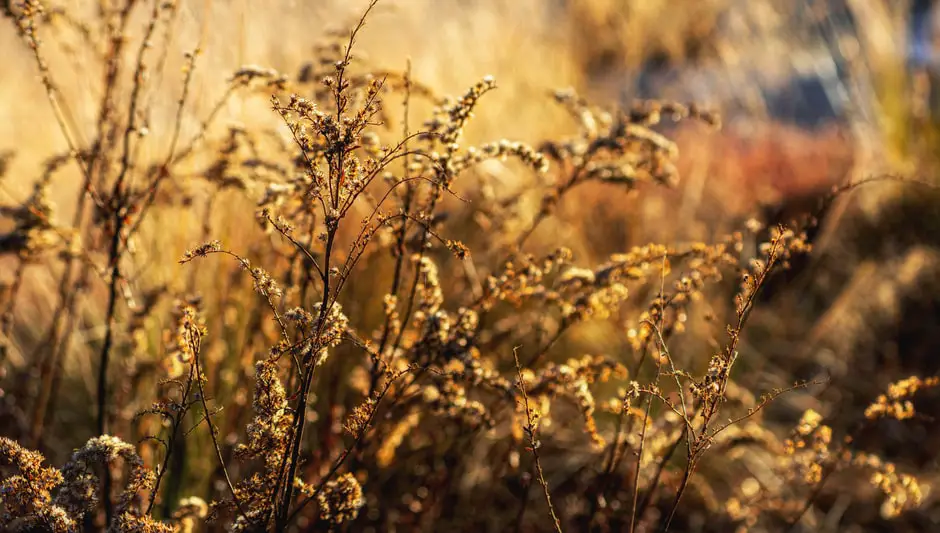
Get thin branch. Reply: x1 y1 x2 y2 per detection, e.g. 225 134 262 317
191 330 251 522
513 346 563 533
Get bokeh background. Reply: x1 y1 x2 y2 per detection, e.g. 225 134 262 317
2 1 940 531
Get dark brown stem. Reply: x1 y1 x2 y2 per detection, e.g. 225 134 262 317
373 60 415 387
635 427 685 523
286 366 416 525
0 258 26 357
30 0 138 446
274 229 335 531
192 332 251 522
661 462 695 532
96 214 124 527
629 391 655 533
513 347 563 533
145 365 197 515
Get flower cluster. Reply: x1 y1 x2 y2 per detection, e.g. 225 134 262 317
316 473 365 525
864 375 940 421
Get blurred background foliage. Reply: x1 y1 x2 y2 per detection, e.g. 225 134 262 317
2 0 940 531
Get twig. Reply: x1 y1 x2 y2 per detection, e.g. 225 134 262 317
191 327 251 522
513 346 563 533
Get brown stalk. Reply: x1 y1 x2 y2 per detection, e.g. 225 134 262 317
513 346 563 533
660 237 784 532
191 326 251 522
30 1 140 446
272 9 379 517
96 1 166 525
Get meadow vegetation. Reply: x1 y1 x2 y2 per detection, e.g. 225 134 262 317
1 1 939 531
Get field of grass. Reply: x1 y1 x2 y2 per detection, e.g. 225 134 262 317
1 1 940 532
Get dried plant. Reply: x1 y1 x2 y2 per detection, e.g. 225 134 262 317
1 1 938 532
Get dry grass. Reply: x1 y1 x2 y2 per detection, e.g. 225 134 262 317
1 1 939 532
